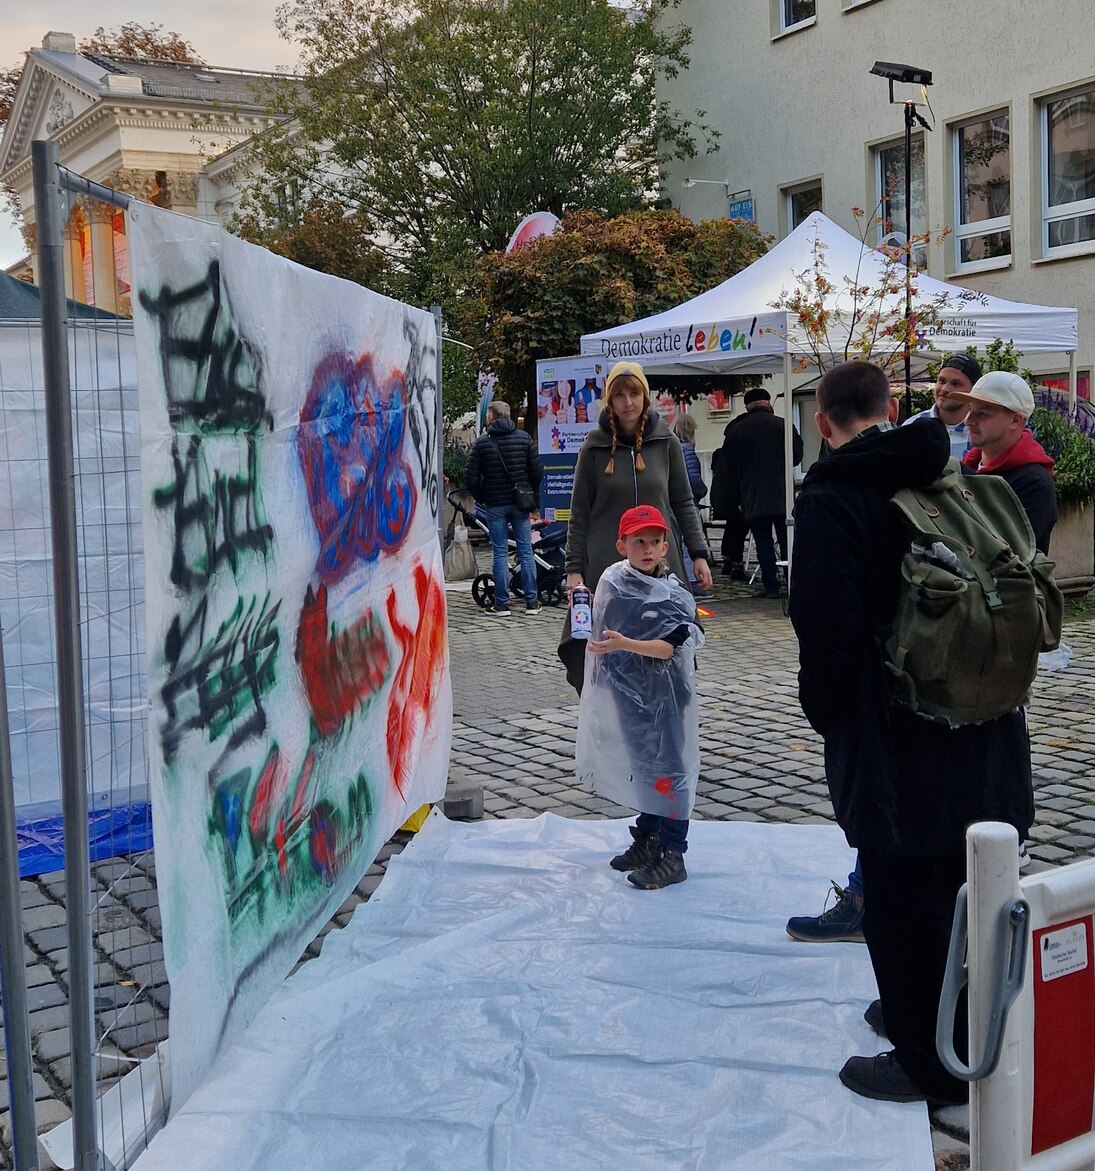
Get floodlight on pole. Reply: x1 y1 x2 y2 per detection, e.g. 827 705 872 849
682 177 732 195
870 60 933 410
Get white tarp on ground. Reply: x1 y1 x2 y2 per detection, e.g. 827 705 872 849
130 815 933 1171
581 212 1079 374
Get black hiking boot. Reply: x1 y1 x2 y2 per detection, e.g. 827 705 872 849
610 827 662 872
628 847 687 889
864 999 887 1039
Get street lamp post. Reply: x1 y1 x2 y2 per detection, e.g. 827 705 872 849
870 61 933 414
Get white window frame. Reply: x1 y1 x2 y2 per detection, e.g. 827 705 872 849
1041 85 1095 259
783 179 823 234
778 0 816 35
952 110 1011 274
873 135 926 265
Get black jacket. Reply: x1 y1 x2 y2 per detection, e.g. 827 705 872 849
719 407 804 522
464 417 543 508
1001 464 1056 555
788 418 1034 855
963 463 1057 556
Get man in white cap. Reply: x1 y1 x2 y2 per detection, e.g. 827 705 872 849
948 371 1057 554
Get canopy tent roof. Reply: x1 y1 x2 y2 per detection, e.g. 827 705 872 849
580 213 1079 376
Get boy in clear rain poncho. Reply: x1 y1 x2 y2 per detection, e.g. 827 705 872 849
576 505 705 889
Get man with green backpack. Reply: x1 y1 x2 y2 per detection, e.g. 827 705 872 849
787 360 1061 1106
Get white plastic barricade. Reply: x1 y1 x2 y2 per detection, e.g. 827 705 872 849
938 821 1095 1171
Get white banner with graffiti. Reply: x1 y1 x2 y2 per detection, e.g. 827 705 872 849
127 203 451 1108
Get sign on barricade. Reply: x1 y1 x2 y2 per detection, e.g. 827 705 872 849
941 822 1095 1170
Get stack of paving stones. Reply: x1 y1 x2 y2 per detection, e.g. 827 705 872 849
6 572 1095 1170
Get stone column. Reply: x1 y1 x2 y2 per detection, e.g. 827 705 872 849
84 200 119 314
63 218 84 302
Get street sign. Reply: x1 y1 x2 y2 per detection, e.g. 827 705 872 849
727 193 755 222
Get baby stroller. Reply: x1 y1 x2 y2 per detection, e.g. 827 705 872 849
446 488 568 607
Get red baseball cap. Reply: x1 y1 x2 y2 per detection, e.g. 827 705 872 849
618 505 670 538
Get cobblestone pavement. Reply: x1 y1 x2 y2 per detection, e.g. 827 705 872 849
5 572 1095 1169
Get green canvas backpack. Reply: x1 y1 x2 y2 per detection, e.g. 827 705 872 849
884 459 1064 728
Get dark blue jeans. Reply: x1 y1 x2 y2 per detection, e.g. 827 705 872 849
636 813 689 854
484 504 537 608
847 855 863 898
750 513 787 593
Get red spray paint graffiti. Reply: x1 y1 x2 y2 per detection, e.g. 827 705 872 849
296 583 390 736
385 564 446 796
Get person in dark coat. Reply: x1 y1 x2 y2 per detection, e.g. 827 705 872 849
789 360 1034 1106
464 400 543 615
709 443 749 579
671 413 711 597
718 387 804 598
951 370 1057 554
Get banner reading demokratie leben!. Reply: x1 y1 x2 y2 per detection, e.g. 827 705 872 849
127 202 451 1108
582 311 787 364
535 355 608 519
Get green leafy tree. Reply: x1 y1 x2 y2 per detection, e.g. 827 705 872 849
242 0 714 301
455 208 771 419
0 62 22 228
236 199 387 288
79 23 204 63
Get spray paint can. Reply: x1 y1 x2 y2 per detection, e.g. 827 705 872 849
570 586 592 640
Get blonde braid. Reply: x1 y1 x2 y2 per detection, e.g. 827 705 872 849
633 403 649 472
604 411 618 475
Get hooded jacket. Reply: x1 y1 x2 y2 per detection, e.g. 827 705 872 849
464 416 543 509
565 408 709 591
961 428 1057 554
789 417 1034 855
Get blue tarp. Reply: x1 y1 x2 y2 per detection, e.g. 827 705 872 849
16 803 154 877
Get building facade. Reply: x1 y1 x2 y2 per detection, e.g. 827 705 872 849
665 0 1095 401
0 32 279 313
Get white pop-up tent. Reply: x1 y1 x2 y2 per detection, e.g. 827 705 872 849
580 212 1080 546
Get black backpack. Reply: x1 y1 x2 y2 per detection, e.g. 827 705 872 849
883 460 1064 727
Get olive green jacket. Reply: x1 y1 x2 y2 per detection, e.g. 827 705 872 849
565 410 710 590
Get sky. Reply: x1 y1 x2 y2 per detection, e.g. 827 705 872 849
1 3 299 267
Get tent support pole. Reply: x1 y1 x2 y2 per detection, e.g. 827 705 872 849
1069 350 1078 412
32 140 106 1171
783 352 795 567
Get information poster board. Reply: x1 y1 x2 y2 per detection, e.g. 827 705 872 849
536 355 608 519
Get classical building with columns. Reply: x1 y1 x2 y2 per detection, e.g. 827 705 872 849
0 31 283 314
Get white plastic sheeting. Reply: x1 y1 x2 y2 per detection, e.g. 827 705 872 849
132 815 934 1171
0 321 146 811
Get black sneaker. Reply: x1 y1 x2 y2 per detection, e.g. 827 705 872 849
628 847 687 889
610 827 661 872
524 603 543 615
785 881 865 943
864 999 887 1039
484 604 511 617
839 1052 966 1106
